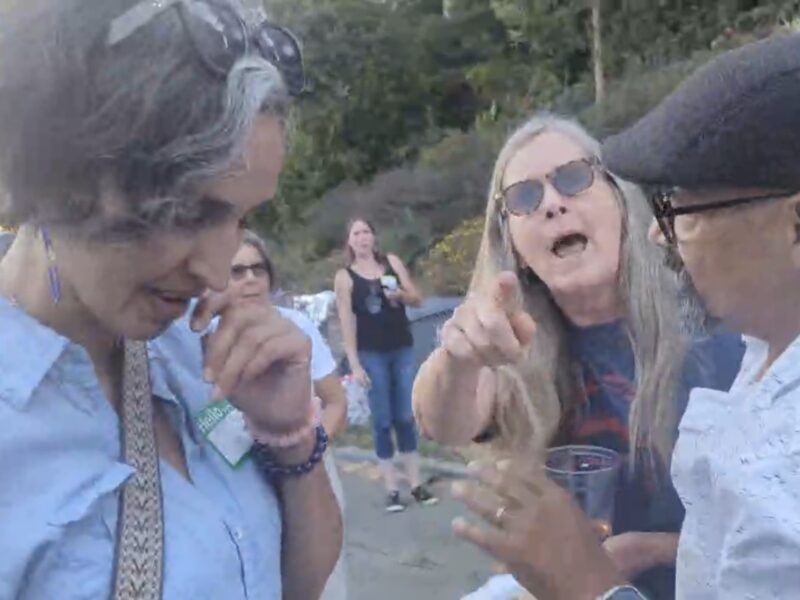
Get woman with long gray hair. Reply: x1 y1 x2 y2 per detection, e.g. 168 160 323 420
0 1 340 598
413 114 743 599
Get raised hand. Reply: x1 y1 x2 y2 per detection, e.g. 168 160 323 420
191 290 312 436
452 460 626 600
440 271 537 368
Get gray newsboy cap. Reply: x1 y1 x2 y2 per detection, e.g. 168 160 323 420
603 33 800 190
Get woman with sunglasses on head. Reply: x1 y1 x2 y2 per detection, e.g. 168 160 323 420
227 230 349 600
412 114 744 599
0 1 340 599
334 218 439 513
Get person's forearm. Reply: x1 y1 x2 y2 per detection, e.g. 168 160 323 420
647 532 679 567
398 288 422 308
315 376 348 440
274 437 343 600
321 401 347 439
412 347 492 446
339 316 361 369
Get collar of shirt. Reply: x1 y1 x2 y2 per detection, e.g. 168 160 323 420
734 333 800 408
0 296 72 410
0 295 207 424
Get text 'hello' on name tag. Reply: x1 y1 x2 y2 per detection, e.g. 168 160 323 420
196 400 254 468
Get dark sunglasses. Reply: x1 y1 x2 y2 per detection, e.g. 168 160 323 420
230 261 269 280
107 0 305 95
496 157 603 217
648 188 797 244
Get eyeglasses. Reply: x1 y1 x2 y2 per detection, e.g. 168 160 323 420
495 157 603 217
107 0 305 95
230 261 269 281
648 188 797 244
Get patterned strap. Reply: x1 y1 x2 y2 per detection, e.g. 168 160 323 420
112 339 164 600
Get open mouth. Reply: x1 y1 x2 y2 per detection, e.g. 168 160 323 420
153 290 193 304
551 233 588 258
147 288 194 321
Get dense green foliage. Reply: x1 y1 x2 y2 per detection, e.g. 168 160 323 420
257 0 800 292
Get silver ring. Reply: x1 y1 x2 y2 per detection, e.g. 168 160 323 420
495 505 507 523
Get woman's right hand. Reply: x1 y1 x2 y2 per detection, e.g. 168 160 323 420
352 364 371 389
440 271 537 368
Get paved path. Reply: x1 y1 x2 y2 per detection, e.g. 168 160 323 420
336 459 493 600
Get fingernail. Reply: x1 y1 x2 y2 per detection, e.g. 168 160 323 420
451 517 467 531
497 459 511 472
451 481 466 497
203 368 215 383
211 385 224 401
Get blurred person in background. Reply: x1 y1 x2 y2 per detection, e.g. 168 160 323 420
412 114 743 599
0 1 341 598
334 217 439 512
230 230 348 440
227 229 348 599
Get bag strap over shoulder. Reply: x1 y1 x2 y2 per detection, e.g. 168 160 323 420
112 339 164 600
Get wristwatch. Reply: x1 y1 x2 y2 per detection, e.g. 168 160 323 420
599 585 649 600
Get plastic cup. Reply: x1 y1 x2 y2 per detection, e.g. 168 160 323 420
545 445 620 540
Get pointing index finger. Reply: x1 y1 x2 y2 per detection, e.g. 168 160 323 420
491 271 537 346
491 271 522 316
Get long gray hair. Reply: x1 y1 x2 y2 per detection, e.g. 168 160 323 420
0 0 289 238
472 113 689 466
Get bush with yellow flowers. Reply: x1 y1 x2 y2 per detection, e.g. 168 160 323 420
418 216 485 296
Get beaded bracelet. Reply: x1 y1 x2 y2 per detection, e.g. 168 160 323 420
252 425 329 480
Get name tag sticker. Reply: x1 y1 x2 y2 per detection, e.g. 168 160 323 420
196 400 253 468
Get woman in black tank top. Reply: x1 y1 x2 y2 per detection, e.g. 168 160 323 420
334 218 438 512
346 264 413 352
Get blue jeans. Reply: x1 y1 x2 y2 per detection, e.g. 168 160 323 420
359 347 419 459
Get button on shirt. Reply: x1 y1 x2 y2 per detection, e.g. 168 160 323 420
672 334 800 599
0 297 283 600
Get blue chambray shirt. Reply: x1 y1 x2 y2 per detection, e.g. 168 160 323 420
0 296 283 599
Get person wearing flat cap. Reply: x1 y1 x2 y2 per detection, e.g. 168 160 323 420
457 32 800 600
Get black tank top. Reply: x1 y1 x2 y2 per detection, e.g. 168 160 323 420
348 266 413 353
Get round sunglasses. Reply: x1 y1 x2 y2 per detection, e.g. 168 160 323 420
496 157 604 217
107 0 305 96
231 261 270 281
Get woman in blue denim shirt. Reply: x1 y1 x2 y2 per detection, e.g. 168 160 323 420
0 1 340 598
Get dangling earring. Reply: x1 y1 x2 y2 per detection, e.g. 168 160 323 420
40 226 62 304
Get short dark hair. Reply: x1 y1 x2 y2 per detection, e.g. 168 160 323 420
0 0 290 238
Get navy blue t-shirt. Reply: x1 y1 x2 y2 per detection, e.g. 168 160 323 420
565 321 744 599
